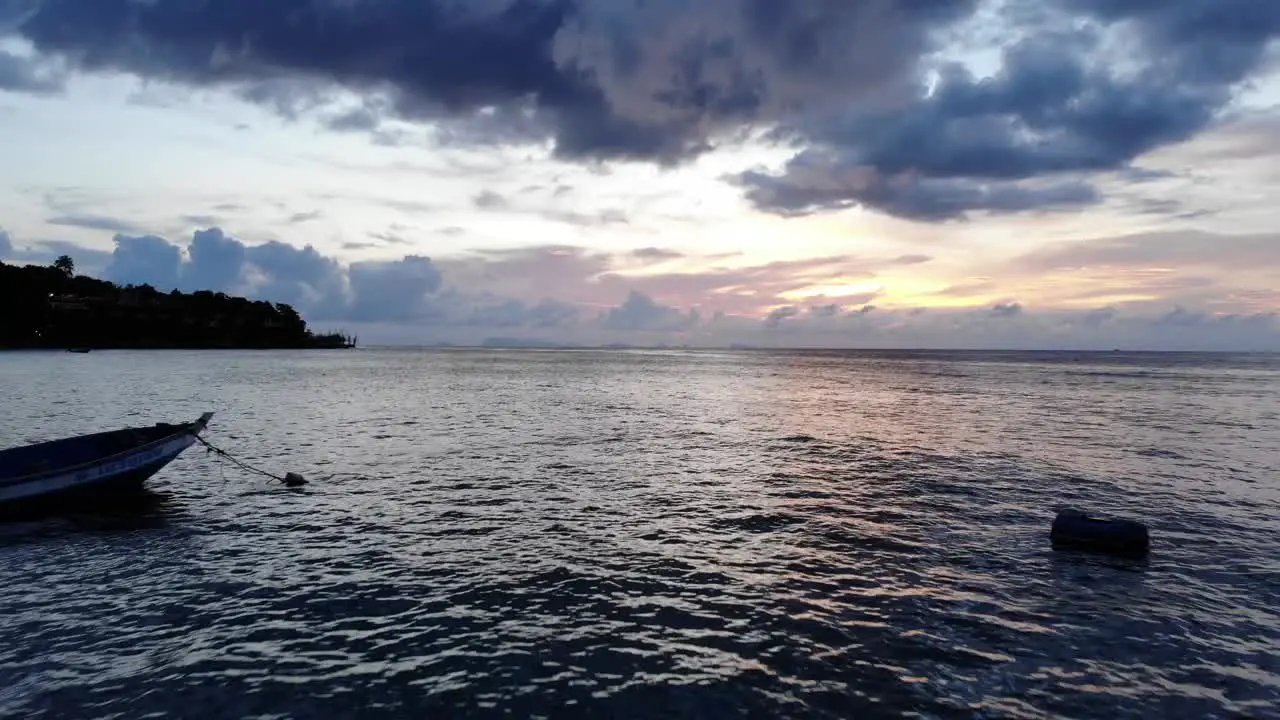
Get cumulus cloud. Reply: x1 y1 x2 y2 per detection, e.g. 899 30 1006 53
31 225 585 332
184 227 247 291
602 291 698 332
348 256 444 321
104 234 183 290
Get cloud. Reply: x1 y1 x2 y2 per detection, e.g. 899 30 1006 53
935 280 997 298
287 210 323 224
4 0 976 166
764 305 800 328
46 213 148 234
465 188 630 226
184 227 248 291
991 301 1023 317
9 0 1278 222
891 254 932 266
103 234 184 290
369 225 417 245
240 239 350 316
593 254 891 315
738 164 1099 220
473 190 508 209
347 256 444 321
461 296 580 329
0 232 113 273
736 2 1280 220
181 214 223 227
0 49 64 94
542 208 630 226
631 247 683 261
11 214 1280 349
1014 230 1280 273
603 291 698 332
52 225 563 330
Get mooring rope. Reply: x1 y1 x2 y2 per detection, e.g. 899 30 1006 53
194 434 308 487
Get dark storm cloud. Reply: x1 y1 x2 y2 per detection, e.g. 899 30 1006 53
6 0 1279 221
737 0 1280 219
2 0 977 166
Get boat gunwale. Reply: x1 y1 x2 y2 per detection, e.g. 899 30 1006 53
0 412 213 487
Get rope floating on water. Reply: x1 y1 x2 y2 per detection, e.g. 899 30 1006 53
194 434 308 487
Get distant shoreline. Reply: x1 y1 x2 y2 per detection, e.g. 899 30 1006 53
1 258 356 352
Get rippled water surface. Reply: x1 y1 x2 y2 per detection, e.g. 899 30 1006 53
1 348 1278 718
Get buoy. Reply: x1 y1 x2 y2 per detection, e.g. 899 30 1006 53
1050 508 1149 558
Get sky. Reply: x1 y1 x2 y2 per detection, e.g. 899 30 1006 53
2 0 1280 350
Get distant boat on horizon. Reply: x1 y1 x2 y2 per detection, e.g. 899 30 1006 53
65 347 91 354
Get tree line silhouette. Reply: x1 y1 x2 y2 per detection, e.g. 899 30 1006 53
1 256 356 350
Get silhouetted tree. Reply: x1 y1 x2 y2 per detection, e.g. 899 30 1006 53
53 255 75 278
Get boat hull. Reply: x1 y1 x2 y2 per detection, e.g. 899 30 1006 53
0 413 211 518
0 458 181 519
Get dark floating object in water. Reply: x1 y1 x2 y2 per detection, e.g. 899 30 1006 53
0 412 213 514
1051 508 1150 558
65 347 91 353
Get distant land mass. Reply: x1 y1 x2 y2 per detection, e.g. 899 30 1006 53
0 256 354 350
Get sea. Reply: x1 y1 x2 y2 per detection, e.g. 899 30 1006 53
0 348 1277 719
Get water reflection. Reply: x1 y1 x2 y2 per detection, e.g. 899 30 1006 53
0 487 184 541
0 348 1276 718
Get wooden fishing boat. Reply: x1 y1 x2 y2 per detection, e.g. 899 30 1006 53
0 413 213 513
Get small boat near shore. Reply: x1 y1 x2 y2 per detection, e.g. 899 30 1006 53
0 413 213 515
